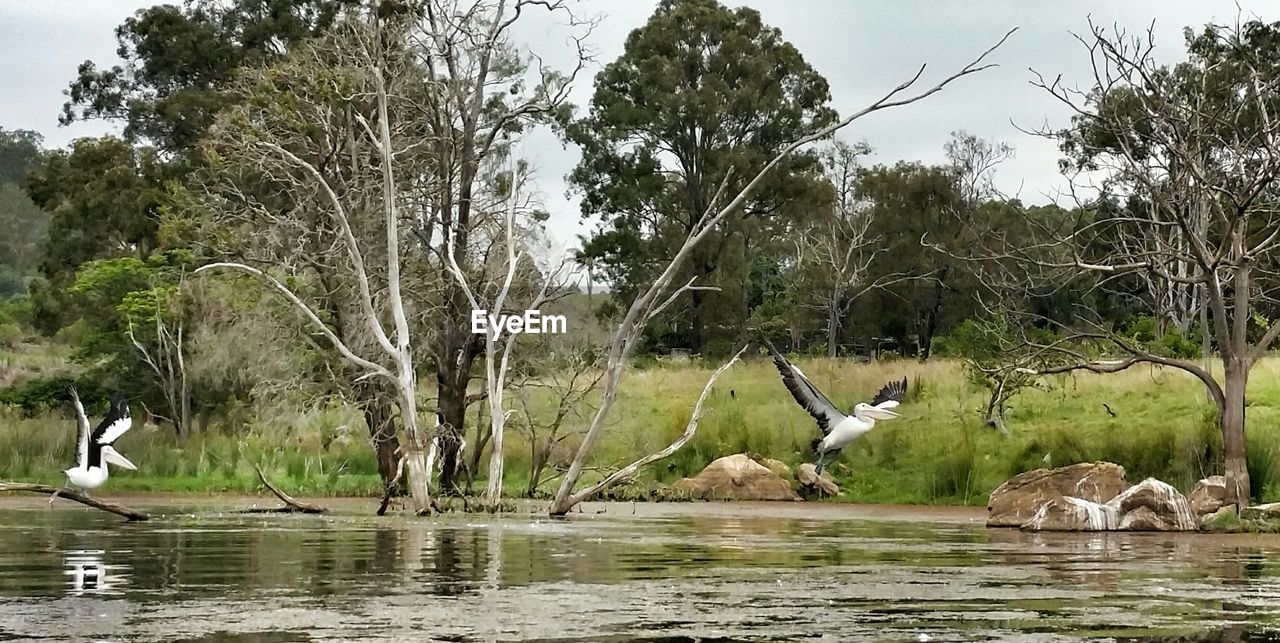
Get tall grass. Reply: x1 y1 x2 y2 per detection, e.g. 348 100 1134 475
4 345 1280 504
0 400 382 495
501 355 1280 505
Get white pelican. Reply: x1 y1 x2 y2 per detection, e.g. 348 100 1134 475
766 341 906 475
54 390 136 501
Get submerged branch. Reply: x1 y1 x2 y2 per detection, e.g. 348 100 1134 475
1 482 150 521
238 465 329 514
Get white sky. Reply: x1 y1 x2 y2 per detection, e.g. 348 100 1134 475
2 1 1277 252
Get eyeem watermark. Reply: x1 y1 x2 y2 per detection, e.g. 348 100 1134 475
471 309 567 336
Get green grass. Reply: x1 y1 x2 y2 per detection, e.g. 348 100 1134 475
3 343 1280 505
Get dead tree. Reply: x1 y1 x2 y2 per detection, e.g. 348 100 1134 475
196 19 438 512
512 341 603 497
548 29 1016 516
796 140 915 357
442 156 574 505
126 282 192 440
411 0 592 494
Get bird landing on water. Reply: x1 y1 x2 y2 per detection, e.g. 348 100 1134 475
765 340 907 475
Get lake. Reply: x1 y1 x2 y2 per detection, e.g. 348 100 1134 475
0 496 1278 641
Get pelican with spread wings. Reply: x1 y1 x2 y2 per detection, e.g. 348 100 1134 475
766 341 906 475
54 390 136 501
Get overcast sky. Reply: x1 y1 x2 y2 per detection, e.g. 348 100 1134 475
2 1 1277 252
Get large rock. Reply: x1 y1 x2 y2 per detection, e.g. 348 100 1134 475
797 463 840 498
1188 476 1230 515
987 462 1127 527
1241 502 1280 520
1105 478 1198 531
673 454 801 501
1023 496 1119 531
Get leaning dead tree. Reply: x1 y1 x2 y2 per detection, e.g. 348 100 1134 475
548 29 1016 516
967 19 1280 508
237 464 329 514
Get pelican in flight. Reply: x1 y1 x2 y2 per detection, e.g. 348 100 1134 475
53 390 136 502
766 341 906 475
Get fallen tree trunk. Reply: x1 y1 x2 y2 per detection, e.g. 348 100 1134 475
238 465 328 514
1 482 150 521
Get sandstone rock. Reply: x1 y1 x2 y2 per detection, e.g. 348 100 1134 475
1105 478 1197 531
673 454 801 501
1022 496 1119 531
1188 476 1230 515
986 462 1127 527
760 458 794 481
1241 501 1280 520
1200 504 1237 528
1117 506 1179 531
796 463 840 498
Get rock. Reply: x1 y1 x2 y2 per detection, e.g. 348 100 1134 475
1117 506 1181 531
1241 502 1280 520
986 462 1127 527
1022 496 1119 531
1105 478 1197 531
672 454 801 501
796 463 840 498
1200 504 1238 528
1188 476 1230 515
760 458 794 481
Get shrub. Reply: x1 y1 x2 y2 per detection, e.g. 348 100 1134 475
0 375 108 415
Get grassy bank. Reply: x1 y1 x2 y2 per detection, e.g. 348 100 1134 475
3 345 1280 505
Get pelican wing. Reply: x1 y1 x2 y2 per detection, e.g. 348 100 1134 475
765 340 845 435
93 395 132 446
69 387 91 469
870 377 908 408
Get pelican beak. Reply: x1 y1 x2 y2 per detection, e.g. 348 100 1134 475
865 407 901 420
101 446 137 471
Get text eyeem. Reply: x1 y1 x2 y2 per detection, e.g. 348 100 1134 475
471 309 567 336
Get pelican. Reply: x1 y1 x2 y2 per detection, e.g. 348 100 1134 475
53 390 136 502
766 341 906 475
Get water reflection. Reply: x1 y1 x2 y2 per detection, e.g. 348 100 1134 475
62 549 127 596
0 503 1276 641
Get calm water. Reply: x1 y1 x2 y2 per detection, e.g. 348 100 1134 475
0 498 1278 642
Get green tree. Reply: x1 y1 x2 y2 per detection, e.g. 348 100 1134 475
569 0 836 355
61 0 356 154
0 128 48 298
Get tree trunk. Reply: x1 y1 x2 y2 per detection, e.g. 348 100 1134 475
689 287 707 354
402 446 431 515
920 267 950 360
1221 360 1251 509
736 231 752 353
527 442 550 497
436 378 466 494
356 382 403 489
826 298 840 358
178 375 192 439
